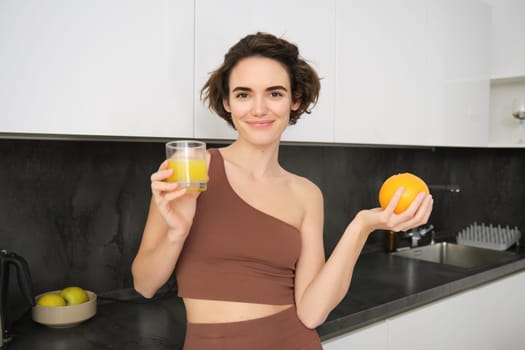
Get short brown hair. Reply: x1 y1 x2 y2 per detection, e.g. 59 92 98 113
201 32 321 128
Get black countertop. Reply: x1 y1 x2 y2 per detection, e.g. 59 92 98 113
8 246 525 349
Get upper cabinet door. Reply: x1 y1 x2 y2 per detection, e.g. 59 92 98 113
484 0 525 79
194 0 335 143
334 0 434 146
427 0 490 147
335 0 490 147
0 0 194 138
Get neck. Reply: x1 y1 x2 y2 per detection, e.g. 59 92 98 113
224 139 282 178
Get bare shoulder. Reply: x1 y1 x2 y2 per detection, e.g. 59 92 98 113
284 172 324 241
285 172 323 206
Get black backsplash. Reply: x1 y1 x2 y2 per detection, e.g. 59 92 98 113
1 139 524 324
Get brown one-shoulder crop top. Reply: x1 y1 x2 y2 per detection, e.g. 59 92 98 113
175 148 301 305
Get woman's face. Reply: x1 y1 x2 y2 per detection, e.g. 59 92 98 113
223 56 299 146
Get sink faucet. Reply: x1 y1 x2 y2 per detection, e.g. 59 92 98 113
404 224 435 248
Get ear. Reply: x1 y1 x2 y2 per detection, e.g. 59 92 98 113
223 98 231 113
291 100 300 112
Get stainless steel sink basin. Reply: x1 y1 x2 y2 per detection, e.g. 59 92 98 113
392 242 518 269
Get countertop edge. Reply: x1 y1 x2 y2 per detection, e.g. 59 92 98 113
318 258 525 342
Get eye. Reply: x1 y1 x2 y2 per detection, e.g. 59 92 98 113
270 91 283 98
235 92 248 99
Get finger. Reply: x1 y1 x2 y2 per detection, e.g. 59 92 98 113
156 188 187 213
151 168 173 182
394 194 433 231
376 187 405 230
399 191 426 218
411 194 433 223
385 187 405 214
151 181 180 194
163 187 189 202
158 160 168 171
419 195 434 223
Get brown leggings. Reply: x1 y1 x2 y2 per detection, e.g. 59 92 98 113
183 306 322 350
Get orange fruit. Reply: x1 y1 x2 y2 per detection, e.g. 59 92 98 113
379 173 429 214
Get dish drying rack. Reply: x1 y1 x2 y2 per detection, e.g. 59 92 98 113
456 222 521 251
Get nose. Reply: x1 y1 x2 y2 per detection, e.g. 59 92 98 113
252 95 268 117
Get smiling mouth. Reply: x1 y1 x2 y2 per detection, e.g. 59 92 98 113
247 120 274 128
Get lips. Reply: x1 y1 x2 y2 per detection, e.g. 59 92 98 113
246 120 275 128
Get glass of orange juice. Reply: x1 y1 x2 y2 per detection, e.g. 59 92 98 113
165 140 207 192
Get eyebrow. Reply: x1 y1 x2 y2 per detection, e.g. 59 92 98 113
231 85 288 92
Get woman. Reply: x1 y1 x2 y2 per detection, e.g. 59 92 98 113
132 32 433 349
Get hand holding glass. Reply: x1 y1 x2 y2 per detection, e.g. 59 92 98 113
165 140 207 192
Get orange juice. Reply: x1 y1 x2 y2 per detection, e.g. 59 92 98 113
166 159 207 191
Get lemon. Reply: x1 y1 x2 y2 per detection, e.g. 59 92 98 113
60 286 89 305
36 293 66 307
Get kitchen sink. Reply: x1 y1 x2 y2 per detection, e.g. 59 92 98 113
392 242 519 269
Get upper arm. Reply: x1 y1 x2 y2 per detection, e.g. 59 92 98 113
294 179 325 305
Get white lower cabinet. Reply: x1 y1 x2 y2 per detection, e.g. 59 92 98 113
474 271 525 350
322 321 388 350
388 286 483 350
388 270 525 350
322 270 525 350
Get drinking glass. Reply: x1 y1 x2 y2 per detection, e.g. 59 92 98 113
165 140 207 192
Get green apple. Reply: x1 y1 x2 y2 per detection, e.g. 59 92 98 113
60 286 89 305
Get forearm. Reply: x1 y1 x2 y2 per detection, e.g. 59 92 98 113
131 230 187 298
297 213 370 327
297 188 433 328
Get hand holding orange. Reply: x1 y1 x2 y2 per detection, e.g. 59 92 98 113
379 173 429 214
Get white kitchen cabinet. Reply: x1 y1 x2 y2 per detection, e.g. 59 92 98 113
335 0 490 147
321 270 525 349
484 0 525 79
488 78 525 147
388 270 525 350
475 270 525 349
194 0 335 143
322 321 388 350
335 0 432 146
427 0 491 147
388 286 485 350
0 0 493 146
485 0 525 147
0 0 194 138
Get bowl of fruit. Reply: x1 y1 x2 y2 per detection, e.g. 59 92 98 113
32 286 96 328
